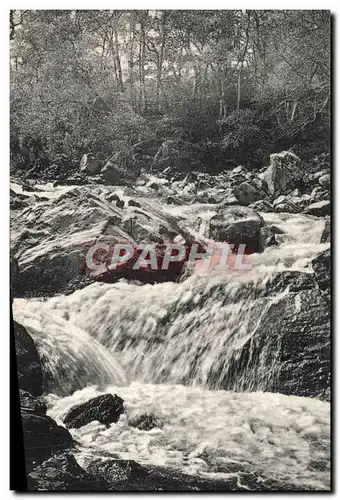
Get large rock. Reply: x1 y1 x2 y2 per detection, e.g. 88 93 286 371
220 271 330 400
305 200 330 217
22 411 73 472
19 389 47 415
10 186 198 296
312 248 330 292
209 206 264 253
62 393 124 429
101 153 138 185
233 181 267 206
28 453 109 491
263 151 302 195
128 412 164 431
248 199 273 212
14 321 43 397
321 218 330 243
84 457 303 492
151 139 200 173
14 320 74 472
273 195 300 213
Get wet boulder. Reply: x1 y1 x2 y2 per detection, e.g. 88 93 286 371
209 206 264 253
14 321 43 397
62 393 124 429
128 412 164 431
101 154 136 185
19 389 47 415
86 458 149 486
222 271 330 400
151 139 200 173
312 248 330 292
28 453 109 491
22 411 73 472
321 218 330 243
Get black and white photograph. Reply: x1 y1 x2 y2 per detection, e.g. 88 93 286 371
9 8 331 492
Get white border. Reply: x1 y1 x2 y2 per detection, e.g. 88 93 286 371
1 2 338 498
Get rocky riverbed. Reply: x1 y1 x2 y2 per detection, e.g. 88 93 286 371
11 150 331 491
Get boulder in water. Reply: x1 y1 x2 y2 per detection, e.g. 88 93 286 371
19 389 47 415
63 393 125 429
22 411 73 472
14 321 43 397
209 206 264 253
28 453 109 491
263 151 302 195
86 458 148 486
310 186 329 204
321 218 330 243
273 195 299 213
312 248 330 292
128 413 164 431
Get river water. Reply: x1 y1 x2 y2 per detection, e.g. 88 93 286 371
12 189 330 490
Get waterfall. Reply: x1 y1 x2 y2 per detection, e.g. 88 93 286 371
13 301 128 395
12 211 328 394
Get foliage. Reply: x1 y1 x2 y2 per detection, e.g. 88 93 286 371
10 10 330 174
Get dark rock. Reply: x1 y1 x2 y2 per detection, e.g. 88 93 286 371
128 413 164 431
209 206 264 253
321 218 330 243
14 321 43 397
63 393 124 429
10 189 28 210
310 186 329 203
248 199 273 212
273 195 300 213
127 199 142 208
19 389 47 415
28 453 109 491
84 458 298 491
305 200 330 217
259 226 278 252
151 139 200 173
233 181 267 206
22 411 73 472
101 155 134 185
86 458 149 485
312 249 330 292
221 271 330 400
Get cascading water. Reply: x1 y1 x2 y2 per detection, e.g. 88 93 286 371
13 302 128 395
13 210 329 393
12 201 330 489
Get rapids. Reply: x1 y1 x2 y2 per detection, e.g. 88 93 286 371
12 193 330 488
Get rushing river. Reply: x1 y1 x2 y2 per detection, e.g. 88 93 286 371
12 188 330 490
